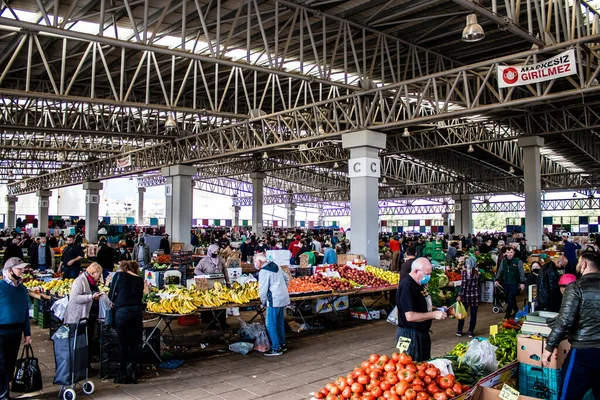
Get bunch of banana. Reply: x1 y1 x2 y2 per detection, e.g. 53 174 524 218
365 265 400 285
23 279 45 289
146 296 199 315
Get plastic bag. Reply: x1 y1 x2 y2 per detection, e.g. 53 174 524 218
387 306 398 325
254 330 271 353
50 296 69 320
229 342 254 355
451 301 467 320
238 319 260 342
98 295 111 319
12 345 43 393
428 358 454 377
463 339 498 375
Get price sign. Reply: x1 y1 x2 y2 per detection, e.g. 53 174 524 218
499 384 520 400
490 325 499 336
396 336 411 353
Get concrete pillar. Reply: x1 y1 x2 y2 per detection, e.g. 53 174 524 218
250 172 265 236
36 190 52 234
342 130 386 265
442 213 451 235
232 205 241 227
287 203 296 228
318 204 324 227
5 196 17 230
453 195 473 235
518 136 544 250
161 165 196 249
83 182 103 243
137 187 146 225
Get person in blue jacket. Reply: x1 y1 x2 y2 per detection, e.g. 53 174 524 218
323 242 337 264
562 233 581 275
0 257 32 400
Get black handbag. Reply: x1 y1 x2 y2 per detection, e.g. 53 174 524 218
12 344 43 393
105 273 119 327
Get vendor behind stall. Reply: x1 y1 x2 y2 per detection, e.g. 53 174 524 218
194 244 230 329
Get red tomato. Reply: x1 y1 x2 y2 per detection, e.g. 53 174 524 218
371 379 381 389
404 388 417 399
363 395 376 400
433 393 448 400
371 386 383 397
320 388 329 396
380 381 392 391
314 392 324 399
405 364 418 373
412 385 424 393
417 362 429 371
388 394 400 400
342 386 352 398
417 392 429 400
399 353 413 365
427 383 440 395
337 377 348 390
369 370 380 380
413 378 424 387
417 370 426 380
438 376 454 389
385 362 396 373
354 368 366 378
369 354 380 364
379 355 390 364
396 381 409 396
392 352 400 362
446 389 456 398
398 369 416 383
326 394 337 400
358 375 369 385
425 368 439 379
330 385 341 395
351 382 363 393
346 376 355 386
452 383 463 395
325 383 336 392
362 361 371 370
424 376 432 385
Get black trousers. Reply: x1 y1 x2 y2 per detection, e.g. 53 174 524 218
560 347 600 400
0 334 21 400
457 305 478 334
114 306 142 378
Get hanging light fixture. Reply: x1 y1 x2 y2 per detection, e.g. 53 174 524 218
462 14 485 42
382 178 387 184
402 127 410 137
333 162 339 169
262 151 269 159
509 166 515 173
573 192 577 198
165 113 177 130
467 145 474 153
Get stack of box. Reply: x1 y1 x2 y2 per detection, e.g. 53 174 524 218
517 334 570 400
170 250 194 283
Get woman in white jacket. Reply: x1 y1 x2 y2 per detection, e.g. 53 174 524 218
63 263 104 324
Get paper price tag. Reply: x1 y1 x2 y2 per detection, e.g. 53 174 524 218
490 325 499 336
499 384 520 400
396 336 411 353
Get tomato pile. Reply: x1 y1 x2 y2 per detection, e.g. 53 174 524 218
333 265 389 287
288 278 329 293
313 352 469 400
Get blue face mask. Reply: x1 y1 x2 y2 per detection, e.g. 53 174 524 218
120 249 125 253
420 274 431 285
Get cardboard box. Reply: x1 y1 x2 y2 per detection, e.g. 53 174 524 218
350 309 381 320
312 297 333 314
334 296 349 311
299 253 309 268
280 265 293 282
517 334 570 369
226 267 242 282
337 254 365 265
451 361 520 400
471 386 542 400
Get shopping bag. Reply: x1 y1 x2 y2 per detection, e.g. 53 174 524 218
463 339 498 375
387 306 399 325
253 329 271 353
453 301 467 320
98 295 111 319
12 345 43 393
50 296 69 320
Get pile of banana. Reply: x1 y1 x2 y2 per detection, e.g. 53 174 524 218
145 282 260 315
365 265 400 285
42 278 74 295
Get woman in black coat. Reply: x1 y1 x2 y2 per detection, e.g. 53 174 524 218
536 261 561 312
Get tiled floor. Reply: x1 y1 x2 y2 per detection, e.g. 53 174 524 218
13 302 504 400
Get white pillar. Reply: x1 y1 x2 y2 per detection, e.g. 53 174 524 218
5 196 17 230
342 130 386 265
161 165 196 249
137 187 146 225
36 190 52 234
231 195 240 227
453 195 473 235
443 213 451 235
518 136 544 250
83 182 103 243
250 172 265 236
318 204 324 227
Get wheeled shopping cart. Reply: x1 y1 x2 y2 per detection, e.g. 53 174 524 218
52 318 95 400
492 282 506 314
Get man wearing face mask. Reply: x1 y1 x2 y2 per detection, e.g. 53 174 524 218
542 251 600 399
0 257 33 400
59 234 85 279
396 257 447 362
30 234 56 272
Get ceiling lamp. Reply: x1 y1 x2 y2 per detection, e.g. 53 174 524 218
165 113 177 130
333 162 339 168
573 192 577 198
462 14 485 42
402 127 410 137
382 178 387 184
509 166 515 173
467 145 474 153
262 151 269 159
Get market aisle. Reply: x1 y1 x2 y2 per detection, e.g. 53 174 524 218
14 303 502 400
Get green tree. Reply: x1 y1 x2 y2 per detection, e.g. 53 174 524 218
474 212 521 231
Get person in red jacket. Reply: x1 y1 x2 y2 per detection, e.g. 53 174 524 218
288 236 302 265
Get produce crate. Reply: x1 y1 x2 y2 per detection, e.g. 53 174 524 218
519 363 562 400
33 299 39 320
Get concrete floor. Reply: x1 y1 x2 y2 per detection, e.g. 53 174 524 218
13 302 506 400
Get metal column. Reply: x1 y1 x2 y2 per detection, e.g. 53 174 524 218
518 136 544 249
342 130 386 266
137 187 146 225
83 182 103 243
453 195 473 235
5 196 17 230
286 203 296 228
36 190 52 234
250 172 265 236
161 165 196 250
443 213 451 235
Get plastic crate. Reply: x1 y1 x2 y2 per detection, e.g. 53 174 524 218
33 299 39 320
37 311 50 329
177 314 199 326
519 363 562 400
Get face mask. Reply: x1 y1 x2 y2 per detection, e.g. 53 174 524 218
10 269 21 282
120 249 125 253
419 274 431 285
210 253 218 258
40 243 46 247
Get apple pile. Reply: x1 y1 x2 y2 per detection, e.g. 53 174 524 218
313 352 470 400
334 265 389 287
307 273 354 291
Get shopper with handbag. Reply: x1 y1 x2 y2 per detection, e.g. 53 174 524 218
108 261 147 384
0 257 33 400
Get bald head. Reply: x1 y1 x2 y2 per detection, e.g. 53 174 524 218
411 257 433 274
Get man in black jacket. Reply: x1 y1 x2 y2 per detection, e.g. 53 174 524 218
30 235 54 271
3 239 24 266
536 260 561 312
543 251 600 399
159 234 170 255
